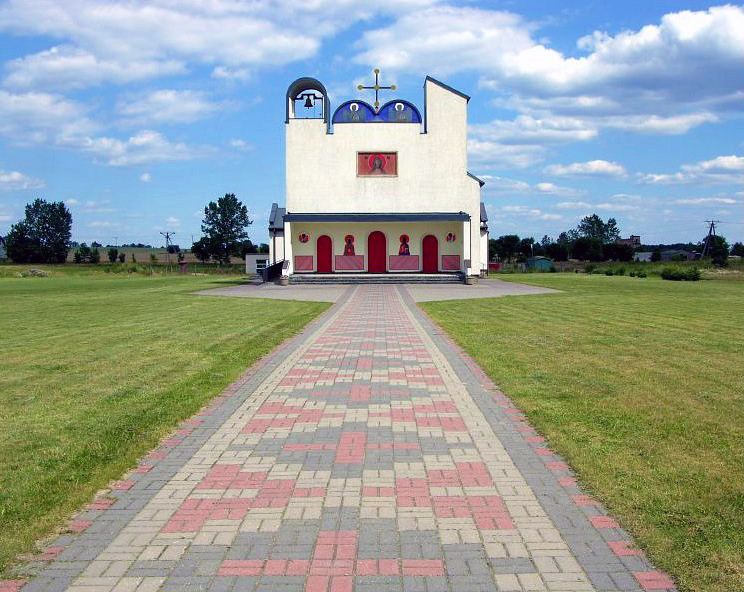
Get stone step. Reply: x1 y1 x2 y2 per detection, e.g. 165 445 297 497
288 273 464 285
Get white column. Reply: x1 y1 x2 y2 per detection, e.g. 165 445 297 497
284 221 293 275
462 219 472 275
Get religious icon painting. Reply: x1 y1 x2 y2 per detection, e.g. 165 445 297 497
357 152 397 176
298 232 310 243
398 234 410 255
343 234 355 256
446 232 456 242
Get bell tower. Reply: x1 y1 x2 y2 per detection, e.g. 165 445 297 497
285 77 330 129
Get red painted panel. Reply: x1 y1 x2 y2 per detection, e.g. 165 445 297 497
441 255 460 271
389 255 419 271
422 235 438 273
367 231 386 273
294 255 313 272
335 255 365 271
316 235 332 273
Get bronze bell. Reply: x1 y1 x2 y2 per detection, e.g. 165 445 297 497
303 95 313 109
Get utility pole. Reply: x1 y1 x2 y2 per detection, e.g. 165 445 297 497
114 236 118 247
160 231 175 272
701 220 719 258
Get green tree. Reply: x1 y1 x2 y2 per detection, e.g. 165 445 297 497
518 237 535 259
199 193 253 264
107 247 119 263
6 198 72 263
704 235 729 267
493 235 521 262
731 242 744 257
575 214 621 243
191 238 211 263
651 248 662 262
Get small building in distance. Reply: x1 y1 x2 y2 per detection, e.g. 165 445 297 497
634 252 653 262
245 253 270 275
526 256 554 272
616 235 641 248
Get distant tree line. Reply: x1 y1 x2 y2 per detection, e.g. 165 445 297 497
490 214 634 263
490 213 736 266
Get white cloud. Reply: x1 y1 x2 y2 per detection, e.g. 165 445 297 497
484 176 582 197
555 201 591 210
117 90 220 125
673 197 738 205
355 4 743 139
0 0 439 90
165 216 180 229
501 205 562 221
3 46 184 90
0 89 96 144
0 214 13 222
65 198 79 206
212 66 251 81
0 169 44 191
88 220 119 228
139 172 151 183
64 130 211 166
640 154 744 185
544 160 627 177
229 138 253 151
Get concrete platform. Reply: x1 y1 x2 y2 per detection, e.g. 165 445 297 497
195 278 556 303
406 278 557 302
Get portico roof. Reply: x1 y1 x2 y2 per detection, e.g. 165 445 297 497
284 212 471 222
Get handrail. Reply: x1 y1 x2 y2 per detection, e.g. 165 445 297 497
262 259 285 283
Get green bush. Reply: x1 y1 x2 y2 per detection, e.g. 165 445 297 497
604 269 614 276
585 263 597 274
661 266 700 281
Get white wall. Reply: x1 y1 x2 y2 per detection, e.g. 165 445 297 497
285 78 482 274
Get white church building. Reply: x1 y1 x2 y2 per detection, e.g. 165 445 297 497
268 72 488 281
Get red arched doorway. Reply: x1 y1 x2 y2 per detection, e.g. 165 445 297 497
316 235 332 273
367 231 386 273
422 235 438 273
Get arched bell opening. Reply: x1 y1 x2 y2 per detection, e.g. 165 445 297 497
286 77 330 126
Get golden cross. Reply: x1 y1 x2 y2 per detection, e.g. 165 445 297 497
357 68 397 110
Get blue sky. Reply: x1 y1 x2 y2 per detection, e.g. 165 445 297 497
0 0 742 247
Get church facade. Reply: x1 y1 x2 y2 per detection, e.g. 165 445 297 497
268 73 488 280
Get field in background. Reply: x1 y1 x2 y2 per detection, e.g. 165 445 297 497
422 274 744 592
63 247 251 265
0 272 328 576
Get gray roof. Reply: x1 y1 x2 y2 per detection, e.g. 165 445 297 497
480 203 488 223
467 172 486 187
268 203 286 231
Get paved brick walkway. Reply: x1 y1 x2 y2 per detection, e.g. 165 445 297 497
10 286 675 592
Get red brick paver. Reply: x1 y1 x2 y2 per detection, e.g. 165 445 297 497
17 286 673 592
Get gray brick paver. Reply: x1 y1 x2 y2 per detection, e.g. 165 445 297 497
11 286 674 592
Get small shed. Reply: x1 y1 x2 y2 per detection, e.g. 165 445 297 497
245 253 269 275
526 256 553 271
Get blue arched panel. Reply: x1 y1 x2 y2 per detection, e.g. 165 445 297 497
332 100 377 124
377 100 422 123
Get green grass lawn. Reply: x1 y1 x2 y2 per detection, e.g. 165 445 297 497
421 274 744 592
0 271 328 576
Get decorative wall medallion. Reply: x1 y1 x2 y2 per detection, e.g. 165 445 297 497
298 232 309 243
446 232 456 242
